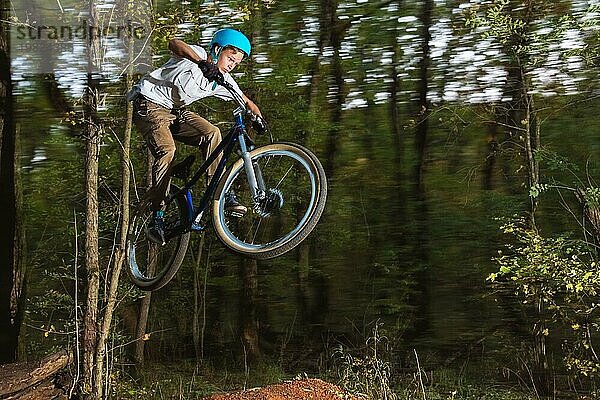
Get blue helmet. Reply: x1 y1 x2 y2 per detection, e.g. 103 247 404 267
209 28 251 59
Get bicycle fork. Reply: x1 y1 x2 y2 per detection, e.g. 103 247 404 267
238 132 266 198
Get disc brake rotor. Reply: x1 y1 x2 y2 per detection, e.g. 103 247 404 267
253 188 284 217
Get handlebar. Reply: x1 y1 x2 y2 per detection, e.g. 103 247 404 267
218 75 269 135
197 61 269 135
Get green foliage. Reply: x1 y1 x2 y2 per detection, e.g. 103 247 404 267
556 4 600 68
489 218 600 378
534 148 578 172
528 183 549 198
463 0 582 68
582 187 600 208
466 0 525 45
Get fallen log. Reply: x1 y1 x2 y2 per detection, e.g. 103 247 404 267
0 350 72 400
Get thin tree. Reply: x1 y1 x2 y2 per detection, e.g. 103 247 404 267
322 0 348 178
482 113 500 190
389 5 402 176
90 0 140 391
81 0 102 395
239 258 260 360
192 232 207 360
93 45 134 400
413 0 433 196
388 0 406 241
134 152 154 372
408 0 434 339
467 1 575 392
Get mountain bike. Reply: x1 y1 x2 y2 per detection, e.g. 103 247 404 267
126 80 327 291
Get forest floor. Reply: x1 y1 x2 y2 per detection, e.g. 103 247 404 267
200 378 363 400
113 358 580 399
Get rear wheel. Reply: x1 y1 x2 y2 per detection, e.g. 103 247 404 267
212 143 327 259
126 187 191 291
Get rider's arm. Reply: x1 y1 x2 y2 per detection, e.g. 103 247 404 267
243 95 262 117
170 39 262 116
168 39 204 62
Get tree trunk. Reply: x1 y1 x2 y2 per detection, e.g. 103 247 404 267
482 113 499 190
92 66 133 398
408 0 433 339
133 293 152 373
414 0 432 195
193 232 207 360
81 3 102 396
305 0 327 107
499 62 523 196
523 87 539 228
134 151 155 373
11 124 26 361
518 3 546 391
389 8 406 242
295 245 311 325
575 188 600 248
0 0 25 363
82 83 101 397
239 258 260 360
390 32 402 172
322 0 347 178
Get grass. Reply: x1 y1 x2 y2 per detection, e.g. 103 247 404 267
326 327 537 400
395 369 537 400
111 358 541 400
108 324 592 400
111 358 290 399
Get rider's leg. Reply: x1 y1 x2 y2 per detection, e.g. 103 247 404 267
171 110 221 181
132 97 177 211
174 110 247 216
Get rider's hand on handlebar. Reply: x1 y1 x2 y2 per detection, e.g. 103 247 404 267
197 60 224 84
252 115 268 135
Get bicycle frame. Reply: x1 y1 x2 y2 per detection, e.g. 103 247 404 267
167 107 263 234
128 72 327 291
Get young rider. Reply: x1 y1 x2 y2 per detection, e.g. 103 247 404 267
128 28 262 244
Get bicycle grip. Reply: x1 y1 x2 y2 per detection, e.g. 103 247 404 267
252 116 268 134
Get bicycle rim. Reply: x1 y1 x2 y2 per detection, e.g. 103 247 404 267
127 189 191 291
213 143 326 258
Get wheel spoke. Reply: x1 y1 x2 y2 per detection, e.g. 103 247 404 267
244 216 262 244
251 217 264 245
274 164 294 191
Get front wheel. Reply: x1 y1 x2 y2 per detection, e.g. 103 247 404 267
212 143 327 259
126 186 192 291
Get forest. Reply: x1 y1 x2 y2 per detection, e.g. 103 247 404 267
1 0 600 399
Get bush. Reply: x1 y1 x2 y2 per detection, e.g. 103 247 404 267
489 218 600 378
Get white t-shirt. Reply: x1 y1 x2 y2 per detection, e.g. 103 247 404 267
130 45 244 109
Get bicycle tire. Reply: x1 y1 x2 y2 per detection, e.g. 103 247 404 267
212 142 327 259
126 186 191 291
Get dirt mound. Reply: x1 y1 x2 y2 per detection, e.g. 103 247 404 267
201 378 363 400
